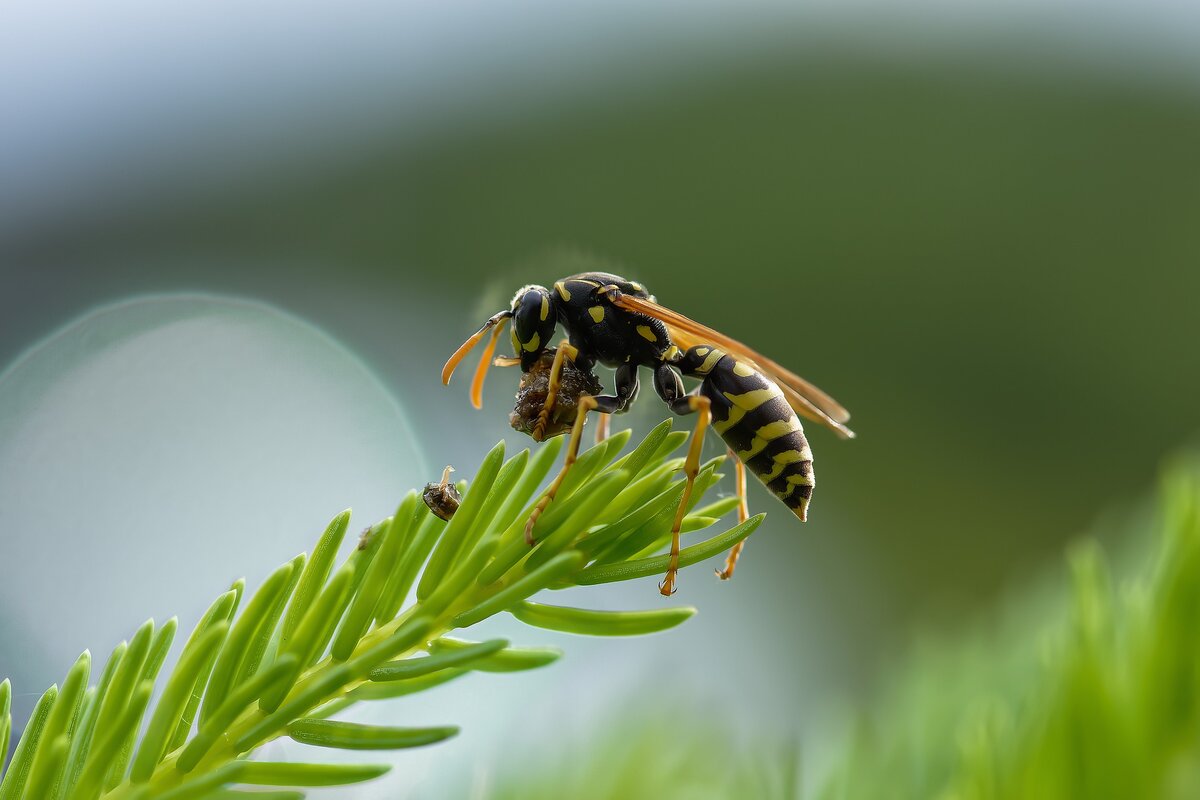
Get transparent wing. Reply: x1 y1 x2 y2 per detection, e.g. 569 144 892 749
612 293 855 439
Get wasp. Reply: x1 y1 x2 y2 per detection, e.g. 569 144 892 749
442 272 854 594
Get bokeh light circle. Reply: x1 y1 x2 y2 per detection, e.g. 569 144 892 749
0 293 426 722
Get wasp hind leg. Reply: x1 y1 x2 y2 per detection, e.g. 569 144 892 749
715 450 750 580
660 392 712 596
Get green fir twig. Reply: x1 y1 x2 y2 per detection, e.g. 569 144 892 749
0 420 761 799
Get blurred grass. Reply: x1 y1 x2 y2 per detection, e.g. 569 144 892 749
485 455 1200 800
484 718 801 800
826 458 1200 800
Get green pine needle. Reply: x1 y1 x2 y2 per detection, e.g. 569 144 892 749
0 420 751 799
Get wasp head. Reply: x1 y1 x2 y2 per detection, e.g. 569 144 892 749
509 284 557 370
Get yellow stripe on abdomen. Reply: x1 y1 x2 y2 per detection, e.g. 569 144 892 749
722 388 778 410
758 448 812 483
735 416 803 460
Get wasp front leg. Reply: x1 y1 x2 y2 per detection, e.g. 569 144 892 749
532 340 581 442
525 391 625 545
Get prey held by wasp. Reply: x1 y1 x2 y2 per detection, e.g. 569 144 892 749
442 272 854 595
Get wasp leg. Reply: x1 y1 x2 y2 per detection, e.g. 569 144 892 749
660 392 712 596
653 361 686 405
716 449 750 580
527 394 593 545
612 363 641 411
525 391 626 544
593 363 639 444
594 413 610 444
532 339 580 442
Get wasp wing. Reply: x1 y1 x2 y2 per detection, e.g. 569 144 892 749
611 293 855 439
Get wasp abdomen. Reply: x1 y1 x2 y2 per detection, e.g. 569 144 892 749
748 428 814 521
687 348 815 522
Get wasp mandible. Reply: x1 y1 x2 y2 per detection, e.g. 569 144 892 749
442 272 854 595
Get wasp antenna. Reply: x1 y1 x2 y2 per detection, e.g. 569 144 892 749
469 316 509 409
441 311 511 386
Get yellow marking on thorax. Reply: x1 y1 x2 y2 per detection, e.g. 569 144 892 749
722 387 777 411
554 282 571 301
661 344 680 362
636 324 657 342
630 281 645 293
732 361 755 377
540 295 550 321
699 348 724 374
522 332 541 352
760 449 811 483
736 417 804 460
589 306 605 323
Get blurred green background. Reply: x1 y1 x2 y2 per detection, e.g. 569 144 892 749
3 3 1199 797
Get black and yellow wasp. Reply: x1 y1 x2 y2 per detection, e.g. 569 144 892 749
442 272 854 594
